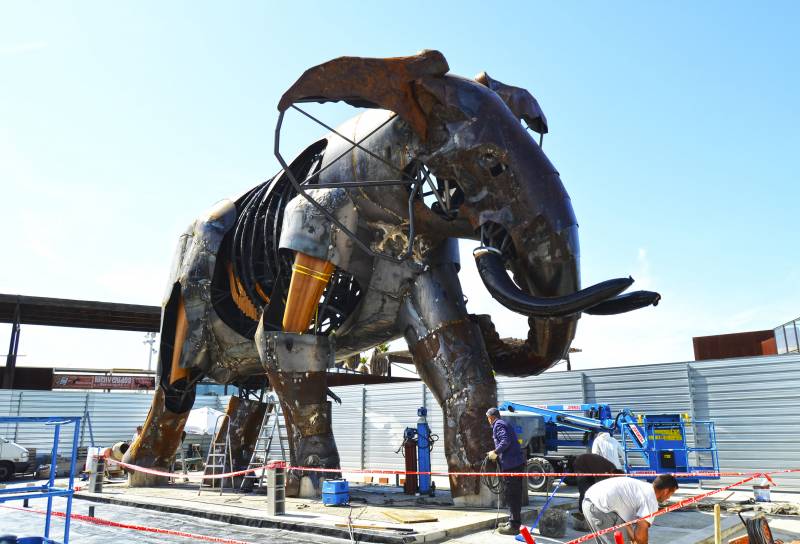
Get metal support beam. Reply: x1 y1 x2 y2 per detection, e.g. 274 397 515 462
3 301 21 389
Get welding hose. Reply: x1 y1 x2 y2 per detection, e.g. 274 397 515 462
481 456 504 495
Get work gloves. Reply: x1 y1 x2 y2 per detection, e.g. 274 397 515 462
486 450 498 461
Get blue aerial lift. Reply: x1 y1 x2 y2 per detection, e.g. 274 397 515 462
496 401 719 491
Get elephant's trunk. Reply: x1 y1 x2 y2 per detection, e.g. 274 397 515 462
470 313 577 377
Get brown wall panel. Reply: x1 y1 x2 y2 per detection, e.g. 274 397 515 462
693 330 774 361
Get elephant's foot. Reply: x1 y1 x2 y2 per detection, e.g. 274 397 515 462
123 388 189 486
288 432 341 497
453 484 500 508
411 319 498 505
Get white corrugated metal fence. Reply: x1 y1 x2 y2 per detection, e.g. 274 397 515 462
329 354 800 492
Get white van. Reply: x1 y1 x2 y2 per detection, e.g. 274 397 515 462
0 436 30 481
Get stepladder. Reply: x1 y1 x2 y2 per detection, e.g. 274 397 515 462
240 399 289 492
199 414 234 495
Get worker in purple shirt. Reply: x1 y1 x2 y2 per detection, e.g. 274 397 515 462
486 406 526 535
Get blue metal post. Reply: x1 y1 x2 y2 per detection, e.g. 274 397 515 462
530 478 565 531
416 407 431 494
44 421 61 539
63 418 81 544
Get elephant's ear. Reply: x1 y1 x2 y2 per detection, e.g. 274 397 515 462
475 72 548 135
278 50 450 141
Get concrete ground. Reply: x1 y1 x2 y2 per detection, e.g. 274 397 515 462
2 476 800 544
73 477 537 542
0 495 348 543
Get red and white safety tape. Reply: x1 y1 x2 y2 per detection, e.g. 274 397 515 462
105 457 800 481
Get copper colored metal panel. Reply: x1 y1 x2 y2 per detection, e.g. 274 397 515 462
692 330 775 361
761 337 778 355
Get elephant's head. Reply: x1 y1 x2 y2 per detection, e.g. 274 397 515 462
278 50 660 376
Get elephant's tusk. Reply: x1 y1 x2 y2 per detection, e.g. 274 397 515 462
473 247 633 318
583 291 661 315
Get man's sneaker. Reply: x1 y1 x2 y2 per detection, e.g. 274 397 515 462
497 522 520 535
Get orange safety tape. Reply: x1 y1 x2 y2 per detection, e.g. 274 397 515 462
0 503 252 544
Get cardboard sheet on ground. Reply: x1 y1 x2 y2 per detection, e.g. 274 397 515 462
184 406 226 435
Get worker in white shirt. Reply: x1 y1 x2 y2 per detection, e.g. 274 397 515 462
582 474 678 544
591 432 625 470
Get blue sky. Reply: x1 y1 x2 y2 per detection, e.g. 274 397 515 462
1 2 797 371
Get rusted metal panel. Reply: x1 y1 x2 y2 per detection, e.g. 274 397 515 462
278 50 449 140
122 388 189 486
693 330 775 360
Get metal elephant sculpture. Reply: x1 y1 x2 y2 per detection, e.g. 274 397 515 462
124 50 660 504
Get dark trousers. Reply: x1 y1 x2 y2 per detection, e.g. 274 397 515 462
572 453 620 509
503 463 525 526
577 476 598 507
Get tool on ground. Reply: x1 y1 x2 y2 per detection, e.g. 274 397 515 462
333 523 415 533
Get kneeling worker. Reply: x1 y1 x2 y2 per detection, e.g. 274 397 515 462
582 473 678 543
486 407 525 535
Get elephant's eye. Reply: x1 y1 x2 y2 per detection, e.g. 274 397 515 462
489 162 507 177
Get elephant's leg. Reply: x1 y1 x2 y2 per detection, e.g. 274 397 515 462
255 252 340 497
266 358 338 497
400 262 498 506
206 396 268 488
124 294 194 486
